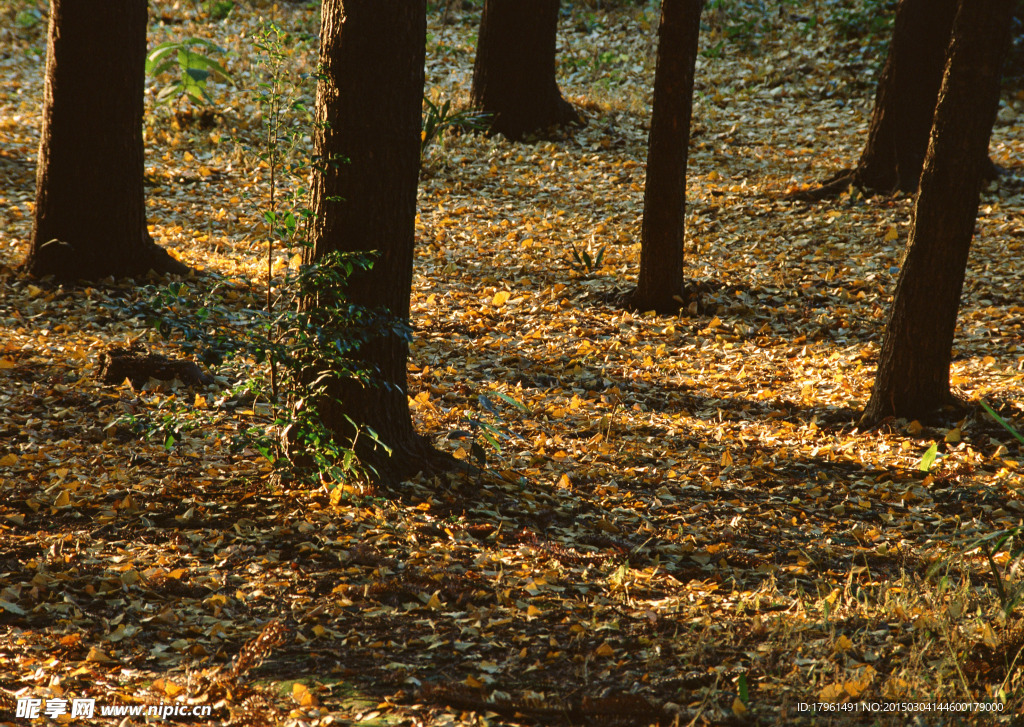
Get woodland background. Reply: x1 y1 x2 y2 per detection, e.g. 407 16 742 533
2 0 1024 725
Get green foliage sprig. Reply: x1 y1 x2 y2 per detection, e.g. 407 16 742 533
568 240 606 273
422 96 491 153
146 37 235 107
981 399 1024 448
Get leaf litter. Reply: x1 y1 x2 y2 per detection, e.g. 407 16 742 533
2 1 1024 724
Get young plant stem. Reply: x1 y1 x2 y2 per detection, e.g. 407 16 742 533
265 39 281 407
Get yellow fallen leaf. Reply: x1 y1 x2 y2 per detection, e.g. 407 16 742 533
819 684 845 702
884 225 899 241
594 518 621 534
53 490 70 508
292 682 317 707
0 359 16 369
732 697 747 716
106 624 130 642
595 642 615 657
0 454 18 467
465 675 484 688
86 647 115 663
944 427 961 443
835 634 854 653
845 678 870 697
526 604 542 617
491 290 511 307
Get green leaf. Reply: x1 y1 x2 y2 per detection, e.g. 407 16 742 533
919 442 939 472
148 58 181 78
183 53 235 83
494 392 528 411
185 67 213 84
478 430 501 452
146 42 181 69
980 399 1024 446
155 85 180 104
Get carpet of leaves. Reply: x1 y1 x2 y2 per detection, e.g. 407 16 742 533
3 1 1024 725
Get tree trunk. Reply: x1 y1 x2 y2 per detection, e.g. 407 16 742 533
854 0 957 194
792 0 1002 201
630 0 702 314
470 0 582 141
863 0 1012 423
307 0 447 481
25 0 188 281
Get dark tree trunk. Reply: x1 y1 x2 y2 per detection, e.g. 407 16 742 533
630 0 702 314
308 0 449 481
863 0 1012 423
854 0 957 194
25 0 188 281
470 0 582 140
792 0 1001 201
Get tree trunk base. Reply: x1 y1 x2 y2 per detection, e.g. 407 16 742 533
140 236 192 277
98 343 213 388
284 418 471 488
787 156 1003 202
486 95 584 141
25 235 190 281
785 169 860 201
860 387 969 427
626 285 686 315
366 432 472 485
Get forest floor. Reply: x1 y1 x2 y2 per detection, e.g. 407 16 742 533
2 1 1024 725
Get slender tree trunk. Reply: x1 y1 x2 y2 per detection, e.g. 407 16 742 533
854 0 957 194
630 0 702 314
308 0 447 481
792 0 1001 201
863 0 1012 423
470 0 582 140
25 0 188 281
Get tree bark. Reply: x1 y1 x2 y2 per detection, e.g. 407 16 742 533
25 0 188 281
863 0 1012 423
854 0 957 194
630 0 703 314
308 0 449 481
470 0 582 141
792 0 1001 201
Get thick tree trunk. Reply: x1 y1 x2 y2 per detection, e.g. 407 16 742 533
308 0 448 481
863 0 1012 423
470 0 582 140
25 0 188 281
854 0 957 194
630 0 702 314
